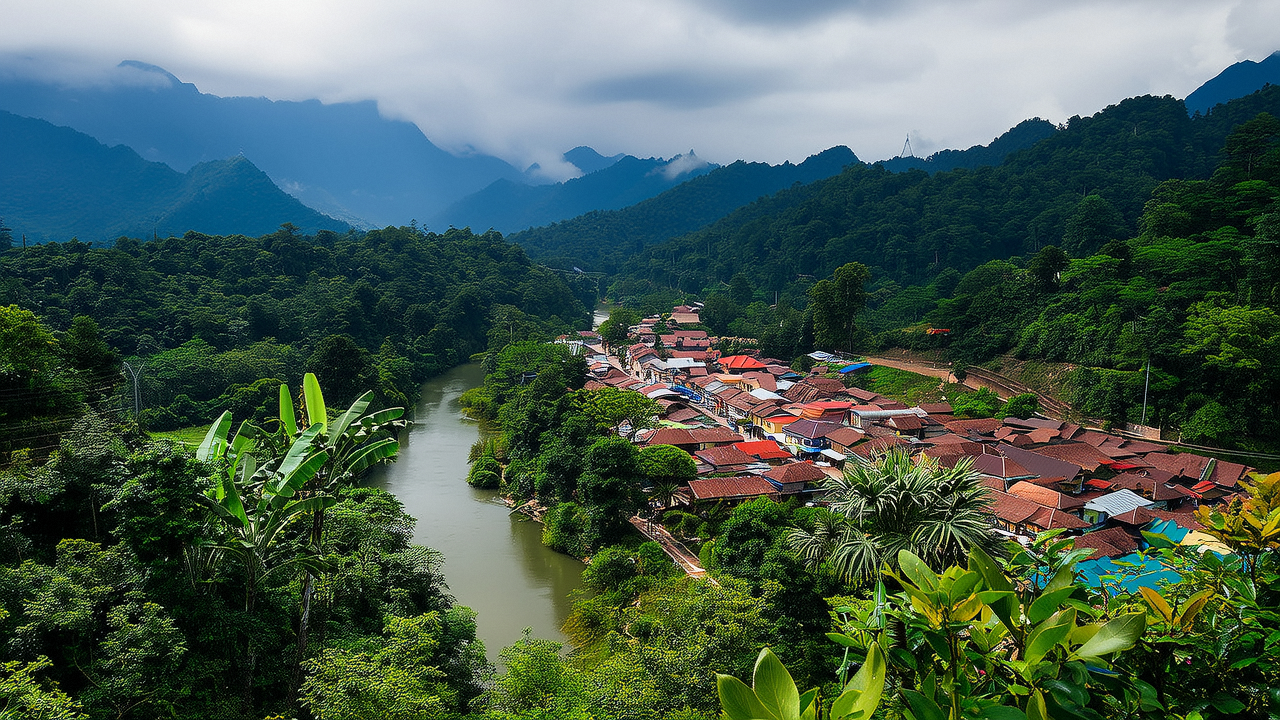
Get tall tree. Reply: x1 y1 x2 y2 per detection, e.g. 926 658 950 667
808 262 870 352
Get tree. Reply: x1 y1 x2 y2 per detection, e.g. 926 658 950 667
951 388 1004 418
788 448 998 583
576 387 660 440
0 217 12 249
1061 194 1125 257
1027 245 1069 291
808 263 870 353
1001 392 1039 419
598 307 640 348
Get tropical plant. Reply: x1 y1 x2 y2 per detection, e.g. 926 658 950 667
787 448 998 583
717 645 886 720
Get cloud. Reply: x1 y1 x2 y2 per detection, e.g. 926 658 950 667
0 0 1276 170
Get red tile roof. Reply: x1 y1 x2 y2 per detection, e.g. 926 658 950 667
688 476 778 500
734 440 792 461
719 355 768 371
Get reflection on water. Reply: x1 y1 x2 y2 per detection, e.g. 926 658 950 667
369 363 584 660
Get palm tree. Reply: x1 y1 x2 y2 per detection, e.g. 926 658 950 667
788 447 998 584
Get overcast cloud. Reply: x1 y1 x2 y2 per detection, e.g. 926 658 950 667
1 0 1278 177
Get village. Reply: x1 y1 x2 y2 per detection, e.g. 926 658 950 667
557 302 1248 586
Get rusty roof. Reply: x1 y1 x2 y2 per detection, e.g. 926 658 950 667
763 462 828 485
1008 480 1085 510
1032 442 1114 472
695 445 755 468
1027 506 1089 530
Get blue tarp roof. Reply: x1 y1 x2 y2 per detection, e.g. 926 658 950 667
838 362 872 374
1077 554 1180 592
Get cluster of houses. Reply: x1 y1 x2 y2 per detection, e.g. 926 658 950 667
567 304 1247 574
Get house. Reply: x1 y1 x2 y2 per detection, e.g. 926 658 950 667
1071 526 1140 560
762 462 828 494
1006 481 1085 512
996 444 1084 486
1032 442 1115 474
687 476 779 503
718 355 768 373
781 419 843 454
825 426 866 456
971 454 1036 488
694 445 757 474
734 440 792 464
783 377 848 403
1083 489 1154 525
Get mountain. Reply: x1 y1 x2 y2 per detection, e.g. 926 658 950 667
504 146 858 272
876 119 1058 173
0 61 523 226
0 110 347 243
563 146 626 175
1185 51 1280 116
612 87 1280 293
429 151 717 233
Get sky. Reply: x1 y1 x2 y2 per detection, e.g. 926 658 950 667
2 0 1279 179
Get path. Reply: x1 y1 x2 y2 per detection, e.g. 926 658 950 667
628 516 715 582
865 355 959 384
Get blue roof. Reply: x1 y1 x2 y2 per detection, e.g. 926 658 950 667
1077 554 1180 592
838 362 872 374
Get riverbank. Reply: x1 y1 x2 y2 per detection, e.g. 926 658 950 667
370 363 585 660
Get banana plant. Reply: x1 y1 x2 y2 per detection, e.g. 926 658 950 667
194 416 333 614
718 645 886 720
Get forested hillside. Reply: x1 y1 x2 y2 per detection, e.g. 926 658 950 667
0 111 348 243
506 146 858 272
0 225 592 443
875 118 1057 174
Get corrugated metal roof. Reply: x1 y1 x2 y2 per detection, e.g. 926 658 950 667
1084 489 1153 517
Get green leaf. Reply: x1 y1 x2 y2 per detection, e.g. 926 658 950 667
1138 586 1174 623
979 706 1028 720
832 642 885 720
1029 587 1076 624
752 648 796 720
898 550 938 591
1209 692 1246 714
1043 566 1076 593
718 674 773 720
888 647 917 672
328 391 373 446
303 372 327 432
344 438 399 475
1026 609 1075 663
902 690 945 720
826 633 861 649
969 546 1012 592
1071 613 1145 659
272 452 329 497
1025 690 1049 720
799 688 818 720
197 411 233 461
273 425 324 493
279 384 297 437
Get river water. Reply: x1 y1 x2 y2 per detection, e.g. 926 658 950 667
370 363 585 660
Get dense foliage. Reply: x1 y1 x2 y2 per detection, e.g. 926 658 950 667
0 225 592 435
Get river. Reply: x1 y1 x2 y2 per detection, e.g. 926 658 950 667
370 363 585 660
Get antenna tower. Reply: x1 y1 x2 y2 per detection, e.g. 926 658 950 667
900 134 915 158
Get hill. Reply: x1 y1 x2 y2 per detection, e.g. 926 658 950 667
0 110 347 243
0 61 524 226
875 118 1058 173
1185 51 1280 115
612 88 1280 295
429 152 718 234
505 145 859 272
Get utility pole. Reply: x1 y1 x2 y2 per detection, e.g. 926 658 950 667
122 361 144 417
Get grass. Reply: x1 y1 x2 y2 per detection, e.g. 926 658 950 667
151 424 212 447
846 366 967 405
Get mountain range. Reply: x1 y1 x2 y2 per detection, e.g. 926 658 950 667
0 110 346 243
1185 51 1280 115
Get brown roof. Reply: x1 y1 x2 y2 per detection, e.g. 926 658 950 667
1143 452 1209 479
972 453 1034 479
944 418 1003 436
1110 507 1157 526
695 446 755 468
1209 460 1249 488
1028 506 1089 530
1007 480 1085 510
844 387 883 402
1110 471 1184 502
888 414 923 431
989 490 1042 525
688 427 746 444
1072 526 1139 560
1120 439 1166 454
688 476 778 501
996 444 1083 482
825 426 866 449
923 441 988 459
783 419 843 440
1079 430 1113 447
1032 442 1114 472
645 428 695 446
1003 417 1064 431
665 408 704 424
918 403 954 415
763 462 828 485
1025 427 1057 444
849 435 909 458
1148 508 1204 531
783 377 847 403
